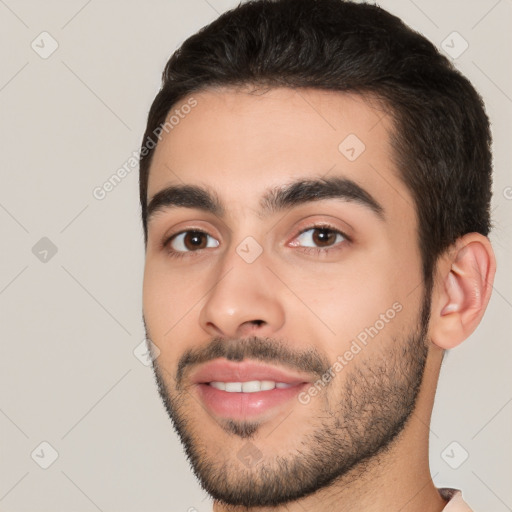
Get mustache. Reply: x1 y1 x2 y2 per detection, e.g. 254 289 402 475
175 336 331 389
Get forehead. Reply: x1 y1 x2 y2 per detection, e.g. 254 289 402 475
146 86 414 223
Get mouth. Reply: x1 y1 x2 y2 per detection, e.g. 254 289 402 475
208 380 296 392
190 359 313 420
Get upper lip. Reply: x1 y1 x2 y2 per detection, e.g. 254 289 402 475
190 359 315 385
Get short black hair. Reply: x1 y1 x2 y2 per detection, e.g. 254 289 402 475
139 0 492 292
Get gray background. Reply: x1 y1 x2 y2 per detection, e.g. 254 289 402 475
0 0 510 510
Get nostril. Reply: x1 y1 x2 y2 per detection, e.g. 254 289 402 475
237 319 267 337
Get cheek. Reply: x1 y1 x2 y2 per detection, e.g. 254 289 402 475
298 274 402 349
142 258 205 352
276 247 421 358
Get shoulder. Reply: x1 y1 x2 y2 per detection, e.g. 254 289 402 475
439 488 474 512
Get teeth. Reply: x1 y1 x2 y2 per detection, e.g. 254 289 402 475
242 380 262 393
225 382 242 392
209 381 294 393
260 380 276 391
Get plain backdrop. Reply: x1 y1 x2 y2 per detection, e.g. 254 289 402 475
0 1 511 511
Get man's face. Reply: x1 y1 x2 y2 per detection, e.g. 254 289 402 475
142 87 430 507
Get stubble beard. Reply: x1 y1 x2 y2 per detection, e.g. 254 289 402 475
147 296 430 508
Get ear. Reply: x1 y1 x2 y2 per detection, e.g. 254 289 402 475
430 233 496 350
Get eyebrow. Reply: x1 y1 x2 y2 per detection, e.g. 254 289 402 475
147 184 225 224
146 176 384 225
260 177 384 219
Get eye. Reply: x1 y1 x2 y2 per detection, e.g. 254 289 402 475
291 225 347 250
166 230 219 254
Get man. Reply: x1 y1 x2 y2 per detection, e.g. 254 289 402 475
139 1 496 510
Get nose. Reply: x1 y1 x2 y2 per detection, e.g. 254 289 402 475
198 249 285 339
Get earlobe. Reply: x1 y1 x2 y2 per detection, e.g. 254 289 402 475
430 233 496 350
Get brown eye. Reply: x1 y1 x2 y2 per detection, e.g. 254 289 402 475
311 228 338 247
295 226 345 249
168 230 219 253
183 231 207 250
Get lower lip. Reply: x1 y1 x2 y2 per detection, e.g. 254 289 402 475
195 383 308 419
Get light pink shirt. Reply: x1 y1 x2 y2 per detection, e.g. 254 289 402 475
439 488 473 511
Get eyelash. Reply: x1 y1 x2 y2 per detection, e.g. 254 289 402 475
162 223 351 260
292 224 351 257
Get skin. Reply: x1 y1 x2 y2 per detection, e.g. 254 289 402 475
142 87 495 511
